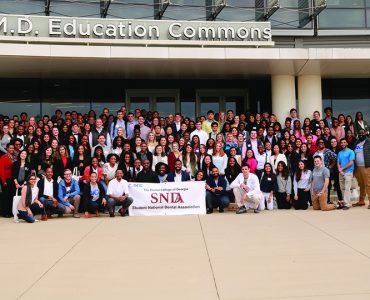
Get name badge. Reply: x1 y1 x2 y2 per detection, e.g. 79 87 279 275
267 177 272 181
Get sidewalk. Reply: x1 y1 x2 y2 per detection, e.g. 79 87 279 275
1 208 370 300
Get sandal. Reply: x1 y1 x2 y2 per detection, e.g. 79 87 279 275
352 202 365 207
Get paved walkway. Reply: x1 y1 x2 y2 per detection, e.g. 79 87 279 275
2 207 370 300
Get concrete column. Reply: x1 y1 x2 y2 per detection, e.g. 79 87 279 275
298 75 322 120
271 75 296 124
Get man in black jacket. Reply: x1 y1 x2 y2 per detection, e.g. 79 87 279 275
38 168 65 216
136 160 160 183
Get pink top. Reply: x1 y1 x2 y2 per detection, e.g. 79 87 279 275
245 158 257 174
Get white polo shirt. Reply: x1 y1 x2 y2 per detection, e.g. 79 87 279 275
106 178 129 197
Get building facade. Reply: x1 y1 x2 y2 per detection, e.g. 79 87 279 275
0 0 369 122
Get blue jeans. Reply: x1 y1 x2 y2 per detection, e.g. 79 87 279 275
206 191 230 210
17 210 35 223
39 196 64 215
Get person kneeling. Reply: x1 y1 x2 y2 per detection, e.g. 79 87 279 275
205 167 230 214
83 172 107 218
106 169 133 217
230 164 261 214
17 175 47 223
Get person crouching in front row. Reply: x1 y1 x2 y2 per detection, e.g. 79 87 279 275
205 166 230 214
229 164 261 214
17 174 47 223
83 172 108 218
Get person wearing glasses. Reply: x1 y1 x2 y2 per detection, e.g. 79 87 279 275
17 174 47 223
57 169 81 218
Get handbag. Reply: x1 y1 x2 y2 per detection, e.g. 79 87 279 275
12 189 22 223
72 167 80 182
351 188 359 201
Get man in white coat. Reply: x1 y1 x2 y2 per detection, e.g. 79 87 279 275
230 164 262 214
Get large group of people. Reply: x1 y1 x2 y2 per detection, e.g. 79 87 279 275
0 105 369 222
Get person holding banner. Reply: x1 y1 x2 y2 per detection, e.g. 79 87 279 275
106 169 133 217
205 166 230 214
167 160 190 182
229 164 261 214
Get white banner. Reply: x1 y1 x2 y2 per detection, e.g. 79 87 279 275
128 181 206 216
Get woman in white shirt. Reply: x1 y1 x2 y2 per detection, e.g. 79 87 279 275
212 142 228 175
17 174 47 223
293 161 312 210
152 145 168 171
103 154 119 188
270 144 287 174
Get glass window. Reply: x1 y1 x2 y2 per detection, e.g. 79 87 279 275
49 0 100 18
91 102 124 115
156 96 176 117
331 99 370 121
162 0 206 21
225 96 244 114
367 0 370 6
326 0 365 8
319 9 366 28
181 101 196 120
270 0 313 29
0 0 45 15
0 99 40 119
367 9 370 26
199 97 220 116
216 0 255 21
129 97 150 112
107 0 154 19
42 100 90 117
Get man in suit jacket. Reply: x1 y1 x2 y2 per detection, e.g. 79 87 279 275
167 160 191 182
71 124 83 145
263 126 279 147
38 168 65 216
205 166 230 214
170 113 182 137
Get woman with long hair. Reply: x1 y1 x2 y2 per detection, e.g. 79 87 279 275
182 144 197 178
206 138 215 154
242 149 258 175
259 163 278 211
167 142 182 172
285 143 300 175
12 150 32 192
92 146 106 167
38 146 53 175
112 136 124 156
17 174 47 223
152 145 168 171
225 156 241 186
72 144 89 175
293 160 312 210
197 144 207 171
118 152 134 181
329 137 343 203
53 145 72 180
191 134 201 156
202 154 215 179
212 141 228 175
0 125 12 155
299 143 314 171
66 135 77 161
276 161 292 209
146 132 158 153
344 115 355 135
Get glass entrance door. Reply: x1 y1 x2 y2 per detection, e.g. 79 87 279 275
196 90 248 116
126 90 179 114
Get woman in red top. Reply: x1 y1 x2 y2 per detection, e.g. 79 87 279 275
167 142 182 172
53 145 72 181
0 143 17 217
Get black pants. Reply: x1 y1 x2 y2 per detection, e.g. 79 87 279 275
276 192 291 209
328 169 343 202
0 179 15 217
293 188 310 210
85 198 106 214
30 203 46 216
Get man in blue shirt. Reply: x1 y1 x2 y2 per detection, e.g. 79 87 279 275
337 138 355 210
